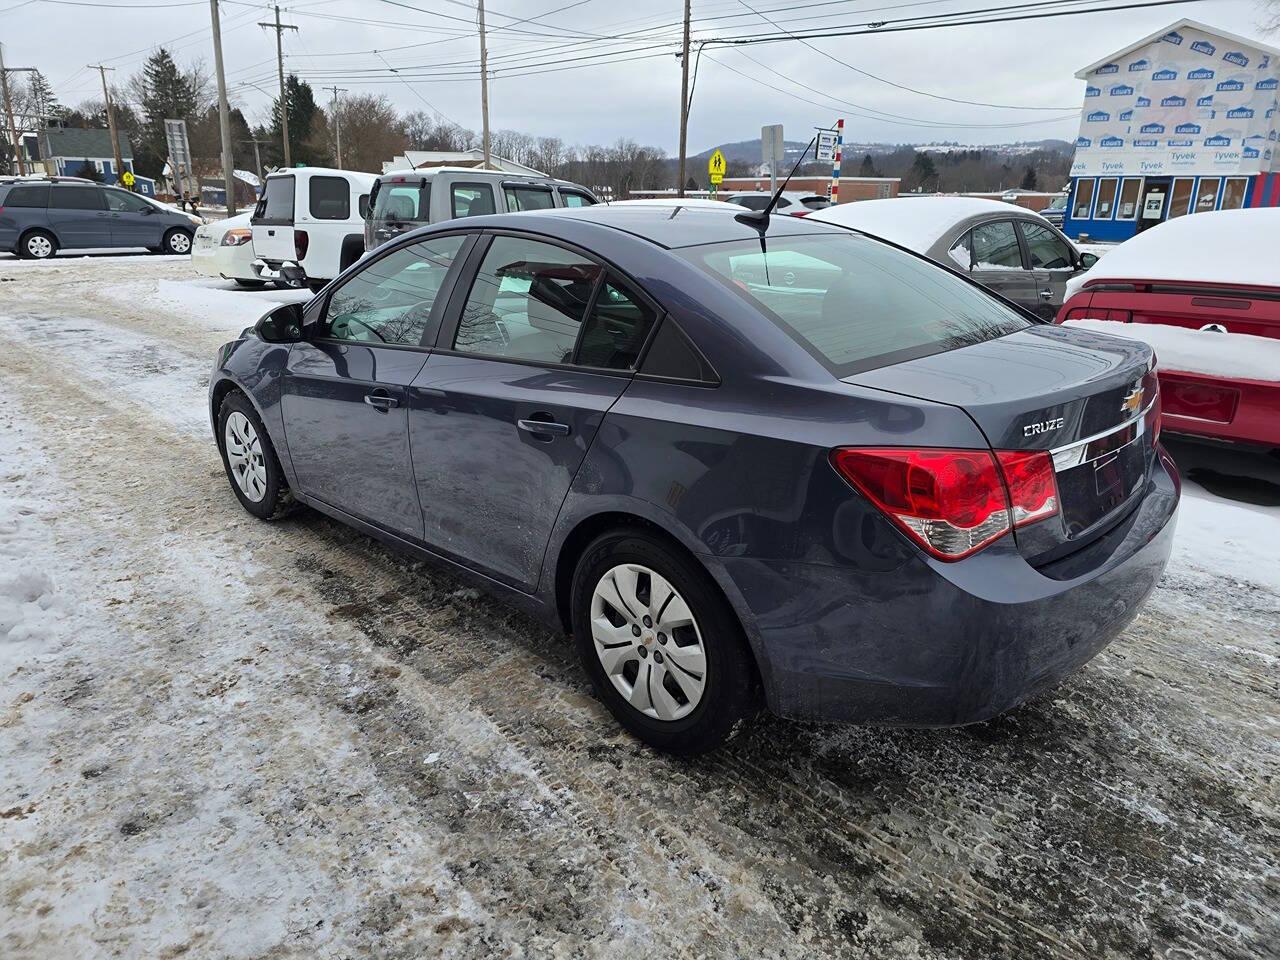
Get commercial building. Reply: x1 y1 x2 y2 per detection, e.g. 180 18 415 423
1064 19 1280 241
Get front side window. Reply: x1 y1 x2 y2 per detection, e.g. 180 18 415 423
504 185 554 211
104 188 152 213
259 175 294 221
323 234 465 346
1116 179 1141 220
1168 178 1194 219
1194 178 1220 212
560 190 595 207
373 183 428 222
50 186 104 210
1020 222 1075 270
1072 179 1095 219
309 176 350 220
1094 178 1119 219
684 233 1031 376
1221 177 1248 210
451 183 497 218
454 235 602 364
970 220 1024 270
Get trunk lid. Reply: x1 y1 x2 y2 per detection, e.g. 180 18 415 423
250 174 297 263
847 324 1158 562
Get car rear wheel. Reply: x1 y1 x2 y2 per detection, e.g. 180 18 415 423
20 230 57 260
162 228 193 255
571 530 758 755
217 391 294 520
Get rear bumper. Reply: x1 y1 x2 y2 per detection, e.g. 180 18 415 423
251 257 302 281
730 448 1180 726
1160 370 1280 448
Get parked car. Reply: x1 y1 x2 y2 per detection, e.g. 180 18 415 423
364 167 598 251
811 196 1098 320
723 191 811 216
1039 193 1069 228
250 167 377 290
192 212 271 287
1058 207 1280 450
0 180 203 259
209 202 1177 755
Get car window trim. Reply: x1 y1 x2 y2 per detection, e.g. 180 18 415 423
254 174 295 226
433 228 667 376
450 181 499 219
554 188 595 206
310 230 479 351
1014 218 1077 272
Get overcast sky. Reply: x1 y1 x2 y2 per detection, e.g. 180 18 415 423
2 0 1272 154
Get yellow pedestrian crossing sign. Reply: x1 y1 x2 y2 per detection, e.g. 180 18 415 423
121 170 135 187
708 149 725 185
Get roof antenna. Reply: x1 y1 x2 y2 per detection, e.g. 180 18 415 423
735 134 817 232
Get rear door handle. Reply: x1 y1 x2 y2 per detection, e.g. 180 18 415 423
517 417 570 438
364 390 400 411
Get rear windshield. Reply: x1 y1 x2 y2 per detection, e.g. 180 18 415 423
258 175 294 221
372 181 429 222
684 233 1031 375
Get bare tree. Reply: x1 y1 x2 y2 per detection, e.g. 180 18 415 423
320 93 407 173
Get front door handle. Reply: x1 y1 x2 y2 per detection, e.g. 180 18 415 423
517 417 570 438
1039 289 1054 299
364 390 400 411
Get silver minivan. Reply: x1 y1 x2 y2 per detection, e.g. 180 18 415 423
364 167 598 251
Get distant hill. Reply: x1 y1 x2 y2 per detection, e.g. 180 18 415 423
692 137 1073 163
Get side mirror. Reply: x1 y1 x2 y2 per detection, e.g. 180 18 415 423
1079 252 1099 269
256 302 305 343
279 263 306 283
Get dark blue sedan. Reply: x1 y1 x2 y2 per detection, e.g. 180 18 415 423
209 203 1179 754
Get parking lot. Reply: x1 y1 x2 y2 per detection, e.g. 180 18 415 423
1 254 1277 959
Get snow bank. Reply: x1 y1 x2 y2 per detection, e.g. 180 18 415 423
0 426 60 646
1071 208 1280 293
809 196 1056 252
1063 319 1280 382
1175 485 1280 590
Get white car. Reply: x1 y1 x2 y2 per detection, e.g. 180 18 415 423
191 213 266 287
251 167 377 291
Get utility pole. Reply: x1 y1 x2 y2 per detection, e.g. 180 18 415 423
477 0 491 168
87 64 124 185
209 0 237 215
324 85 347 169
676 0 690 198
0 43 33 176
242 137 267 182
259 5 297 168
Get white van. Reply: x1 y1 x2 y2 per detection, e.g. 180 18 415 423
250 167 377 290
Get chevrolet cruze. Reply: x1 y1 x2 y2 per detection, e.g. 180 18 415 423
209 203 1179 754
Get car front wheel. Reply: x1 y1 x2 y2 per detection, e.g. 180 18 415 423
217 391 293 520
163 228 193 255
21 230 57 260
571 530 758 755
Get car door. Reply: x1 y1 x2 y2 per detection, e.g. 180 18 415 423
1017 219 1082 321
103 187 162 247
408 232 660 591
46 185 111 248
280 233 471 538
953 219 1037 311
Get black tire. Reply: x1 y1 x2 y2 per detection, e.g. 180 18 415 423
216 390 295 521
19 229 57 260
234 278 267 289
161 228 193 255
570 529 759 755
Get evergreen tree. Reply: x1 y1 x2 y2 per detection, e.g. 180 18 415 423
1020 165 1038 190
908 151 938 190
858 153 877 178
134 49 200 178
270 75 320 166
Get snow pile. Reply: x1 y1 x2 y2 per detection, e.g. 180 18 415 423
809 196 1055 252
0 445 59 646
1063 319 1280 382
1176 486 1280 589
1069 208 1280 297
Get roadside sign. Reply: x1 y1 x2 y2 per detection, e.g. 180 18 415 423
708 149 725 184
816 131 838 162
121 170 135 187
761 124 783 171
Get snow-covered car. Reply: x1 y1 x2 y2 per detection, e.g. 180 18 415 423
810 197 1098 320
191 213 267 287
1058 208 1280 450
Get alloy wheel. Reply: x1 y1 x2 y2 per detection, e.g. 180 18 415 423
168 232 191 254
27 235 52 258
590 563 707 722
224 412 268 502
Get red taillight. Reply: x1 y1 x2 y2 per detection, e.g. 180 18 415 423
1064 307 1132 323
831 447 1061 561
294 229 309 260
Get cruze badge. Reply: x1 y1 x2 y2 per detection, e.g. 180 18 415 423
1023 418 1065 437
1121 382 1144 416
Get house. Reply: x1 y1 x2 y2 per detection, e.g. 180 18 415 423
382 150 546 177
1064 19 1280 242
36 125 136 182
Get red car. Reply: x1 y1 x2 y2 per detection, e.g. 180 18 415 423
1057 209 1280 450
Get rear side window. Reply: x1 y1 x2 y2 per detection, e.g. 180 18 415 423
358 193 370 219
639 318 717 384
559 191 595 208
576 279 658 370
504 185 554 211
373 183 429 222
685 233 1031 376
259 176 294 221
452 183 496 219
50 186 104 210
1019 222 1074 270
3 184 49 207
309 176 350 220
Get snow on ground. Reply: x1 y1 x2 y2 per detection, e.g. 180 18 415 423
1064 318 1280 382
0 256 1276 959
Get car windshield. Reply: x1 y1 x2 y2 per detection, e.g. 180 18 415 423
683 233 1032 375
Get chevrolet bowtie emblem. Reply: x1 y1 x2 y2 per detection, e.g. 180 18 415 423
1122 382 1144 416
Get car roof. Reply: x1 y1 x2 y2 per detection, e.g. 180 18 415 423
810 196 1052 252
501 202 839 249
